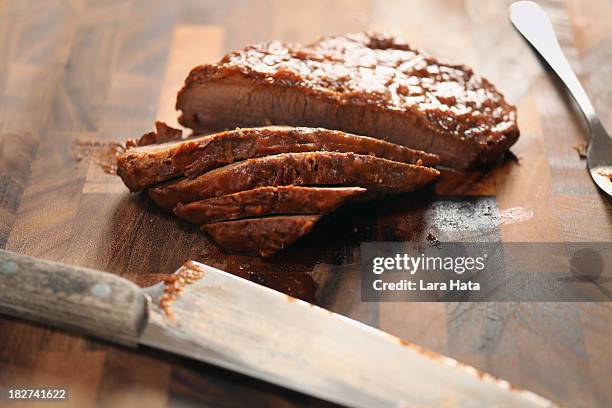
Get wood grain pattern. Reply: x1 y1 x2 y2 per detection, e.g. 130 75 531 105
0 0 610 407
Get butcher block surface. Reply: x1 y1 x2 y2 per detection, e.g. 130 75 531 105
0 1 611 407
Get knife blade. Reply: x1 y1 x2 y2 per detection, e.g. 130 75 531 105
0 250 553 407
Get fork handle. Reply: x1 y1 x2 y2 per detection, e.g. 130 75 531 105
509 1 600 130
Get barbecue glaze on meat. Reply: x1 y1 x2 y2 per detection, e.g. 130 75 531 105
176 32 519 169
125 121 183 148
117 124 439 192
174 186 365 224
148 151 440 209
201 215 321 257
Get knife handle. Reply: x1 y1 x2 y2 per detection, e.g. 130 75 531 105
0 249 147 345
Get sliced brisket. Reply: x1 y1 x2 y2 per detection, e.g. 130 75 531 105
174 186 365 224
149 151 440 209
176 32 519 169
117 125 438 192
201 215 321 257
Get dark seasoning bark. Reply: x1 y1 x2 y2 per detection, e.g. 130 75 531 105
202 215 322 258
174 186 366 224
148 151 439 209
116 126 438 192
176 32 519 169
117 124 440 256
114 32 519 257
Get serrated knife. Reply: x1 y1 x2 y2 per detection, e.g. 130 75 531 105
0 250 553 407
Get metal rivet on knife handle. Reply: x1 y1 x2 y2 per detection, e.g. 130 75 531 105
0 261 18 274
91 282 112 298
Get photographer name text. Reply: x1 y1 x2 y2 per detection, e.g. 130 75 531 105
373 279 480 291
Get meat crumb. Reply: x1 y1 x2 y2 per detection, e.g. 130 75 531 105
126 121 183 148
426 232 441 248
597 168 612 182
573 143 588 159
73 140 125 174
160 261 206 321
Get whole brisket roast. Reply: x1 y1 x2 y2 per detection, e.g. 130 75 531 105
117 125 439 192
176 32 519 169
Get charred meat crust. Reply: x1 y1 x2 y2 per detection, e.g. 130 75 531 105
116 124 439 192
149 151 440 209
176 32 519 169
125 121 183 148
201 215 321 257
174 186 366 224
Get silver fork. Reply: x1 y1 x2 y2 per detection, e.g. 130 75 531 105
510 1 612 196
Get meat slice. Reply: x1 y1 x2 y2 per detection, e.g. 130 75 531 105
116 125 439 192
176 32 519 169
149 151 440 209
201 215 321 257
174 186 365 224
125 121 183 148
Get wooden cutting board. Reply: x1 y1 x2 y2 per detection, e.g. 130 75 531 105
1 0 610 407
